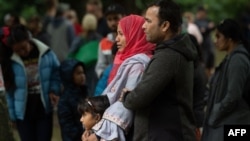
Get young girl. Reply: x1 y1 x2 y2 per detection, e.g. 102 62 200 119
58 59 89 141
78 95 110 141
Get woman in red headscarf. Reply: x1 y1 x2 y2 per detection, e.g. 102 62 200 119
82 15 155 141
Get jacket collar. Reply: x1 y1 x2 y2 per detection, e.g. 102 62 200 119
11 38 50 66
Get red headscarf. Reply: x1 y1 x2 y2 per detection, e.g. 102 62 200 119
108 14 155 84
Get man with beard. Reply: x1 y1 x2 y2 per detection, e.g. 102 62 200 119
95 3 126 78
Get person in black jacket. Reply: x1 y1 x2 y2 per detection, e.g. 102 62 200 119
58 59 88 141
201 19 250 141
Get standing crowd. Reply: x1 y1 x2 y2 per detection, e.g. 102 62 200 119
0 0 250 141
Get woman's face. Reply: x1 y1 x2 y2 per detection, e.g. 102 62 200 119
12 40 32 57
115 24 126 51
215 29 229 51
80 112 98 130
73 65 86 86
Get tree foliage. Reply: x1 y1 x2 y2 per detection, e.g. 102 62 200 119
175 0 250 23
0 0 249 26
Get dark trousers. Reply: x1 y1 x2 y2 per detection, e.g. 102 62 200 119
16 112 53 141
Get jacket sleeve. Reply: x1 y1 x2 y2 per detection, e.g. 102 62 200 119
123 52 177 110
208 54 250 126
58 98 82 139
94 64 112 96
66 24 76 48
193 64 207 127
6 90 16 121
95 43 108 78
49 51 61 95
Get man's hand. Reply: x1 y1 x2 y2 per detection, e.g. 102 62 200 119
119 88 131 102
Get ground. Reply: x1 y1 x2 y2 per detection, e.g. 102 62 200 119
13 111 62 141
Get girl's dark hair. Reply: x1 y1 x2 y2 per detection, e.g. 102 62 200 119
75 61 86 71
149 0 182 33
217 18 250 53
8 24 31 46
78 95 110 116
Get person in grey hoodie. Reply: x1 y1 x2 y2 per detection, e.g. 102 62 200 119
121 0 197 141
47 5 75 62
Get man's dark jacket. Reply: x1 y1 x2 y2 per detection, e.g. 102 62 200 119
123 34 197 141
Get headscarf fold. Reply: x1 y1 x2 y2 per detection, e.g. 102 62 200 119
108 14 155 84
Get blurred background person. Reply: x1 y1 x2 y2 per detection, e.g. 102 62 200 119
183 11 203 45
201 19 250 141
69 13 102 96
47 4 75 62
0 37 15 141
195 6 216 79
4 13 24 27
85 0 110 37
27 15 50 46
64 9 83 36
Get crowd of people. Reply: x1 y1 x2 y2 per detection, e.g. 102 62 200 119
0 0 250 141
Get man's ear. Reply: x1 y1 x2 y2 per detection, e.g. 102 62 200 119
161 21 170 32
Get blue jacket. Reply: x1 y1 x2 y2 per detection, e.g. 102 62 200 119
6 39 61 121
94 64 113 96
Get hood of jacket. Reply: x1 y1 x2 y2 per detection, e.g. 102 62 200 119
156 34 198 61
11 38 50 66
51 17 67 28
59 59 85 86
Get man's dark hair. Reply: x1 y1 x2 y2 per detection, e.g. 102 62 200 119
104 3 126 16
149 0 182 33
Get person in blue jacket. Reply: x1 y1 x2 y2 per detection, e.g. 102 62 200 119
1 25 60 141
94 43 118 96
58 59 88 141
